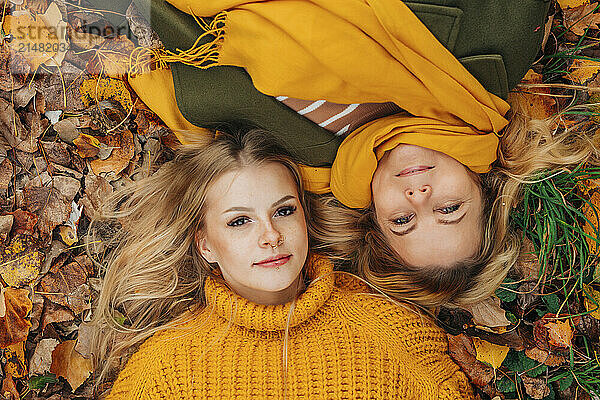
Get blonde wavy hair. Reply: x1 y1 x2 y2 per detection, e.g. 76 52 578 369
87 128 322 395
312 93 600 309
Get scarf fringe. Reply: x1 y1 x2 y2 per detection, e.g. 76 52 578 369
128 11 227 77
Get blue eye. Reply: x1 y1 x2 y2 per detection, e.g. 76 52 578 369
439 204 461 214
275 206 297 217
227 216 250 227
392 214 413 225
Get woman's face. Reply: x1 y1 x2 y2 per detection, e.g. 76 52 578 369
198 162 308 305
371 144 483 268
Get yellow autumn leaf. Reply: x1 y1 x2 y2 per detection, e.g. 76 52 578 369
80 77 133 110
558 0 589 9
4 341 26 378
472 337 510 370
569 59 600 84
584 285 600 319
0 235 42 287
2 12 59 70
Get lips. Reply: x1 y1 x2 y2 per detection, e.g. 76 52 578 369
254 255 291 268
396 166 434 177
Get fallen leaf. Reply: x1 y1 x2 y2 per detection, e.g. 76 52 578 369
40 298 74 333
9 209 38 236
0 45 30 92
38 259 92 314
463 296 511 328
80 173 113 219
521 375 551 399
581 181 600 256
568 59 600 84
80 77 134 111
1 375 19 400
68 29 105 50
59 225 77 246
50 340 93 391
525 346 566 367
0 215 13 243
74 322 93 358
514 70 557 120
0 158 13 193
52 119 80 144
2 11 58 69
90 129 135 176
558 0 589 9
23 186 72 236
0 97 26 149
73 133 101 158
34 63 86 113
447 333 494 388
52 176 80 202
4 341 26 378
564 3 600 36
472 337 510 370
29 338 60 376
86 35 135 78
546 320 574 348
0 235 43 287
0 286 32 348
584 284 600 319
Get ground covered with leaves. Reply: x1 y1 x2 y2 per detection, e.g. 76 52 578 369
0 0 599 399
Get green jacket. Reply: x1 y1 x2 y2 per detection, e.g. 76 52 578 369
97 0 550 166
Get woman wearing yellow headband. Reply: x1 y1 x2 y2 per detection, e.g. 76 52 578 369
93 0 600 307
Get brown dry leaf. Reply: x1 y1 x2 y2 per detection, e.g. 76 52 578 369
30 338 60 376
584 285 600 319
40 141 72 168
0 235 42 287
4 341 26 378
23 186 72 236
515 70 557 120
521 375 551 399
0 45 29 92
581 180 600 257
38 259 93 315
0 97 25 149
463 296 511 328
564 3 600 36
90 129 135 176
0 215 13 243
0 286 32 348
73 133 101 158
517 238 541 279
75 322 93 359
1 375 19 400
568 59 600 84
447 333 494 388
9 209 38 236
80 77 134 111
0 158 14 192
80 173 113 220
558 0 589 9
40 299 74 333
472 337 509 370
86 36 136 78
546 320 574 348
525 346 566 367
68 29 105 51
50 340 93 391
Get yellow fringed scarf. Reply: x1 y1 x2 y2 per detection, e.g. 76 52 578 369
135 0 510 208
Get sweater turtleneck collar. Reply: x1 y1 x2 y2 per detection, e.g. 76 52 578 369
203 254 335 332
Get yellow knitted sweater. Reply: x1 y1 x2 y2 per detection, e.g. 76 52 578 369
106 256 473 399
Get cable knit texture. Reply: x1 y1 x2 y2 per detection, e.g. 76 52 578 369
106 255 474 399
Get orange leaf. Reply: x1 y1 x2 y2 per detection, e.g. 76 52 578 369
514 70 556 120
73 133 101 158
447 334 494 388
0 235 42 287
584 284 600 319
86 36 136 78
90 129 135 176
0 286 32 348
80 77 134 111
564 4 600 36
525 346 566 367
2 12 58 69
568 59 600 85
4 341 26 378
50 340 93 391
545 320 573 348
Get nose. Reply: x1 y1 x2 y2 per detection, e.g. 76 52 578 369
404 185 432 202
259 221 284 249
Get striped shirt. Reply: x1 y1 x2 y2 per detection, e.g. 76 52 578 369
276 96 401 136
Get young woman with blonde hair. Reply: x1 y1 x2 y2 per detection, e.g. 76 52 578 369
89 129 474 399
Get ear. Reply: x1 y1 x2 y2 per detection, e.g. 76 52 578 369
195 232 217 264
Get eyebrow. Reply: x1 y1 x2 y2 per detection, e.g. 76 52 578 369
223 195 296 214
390 212 467 236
